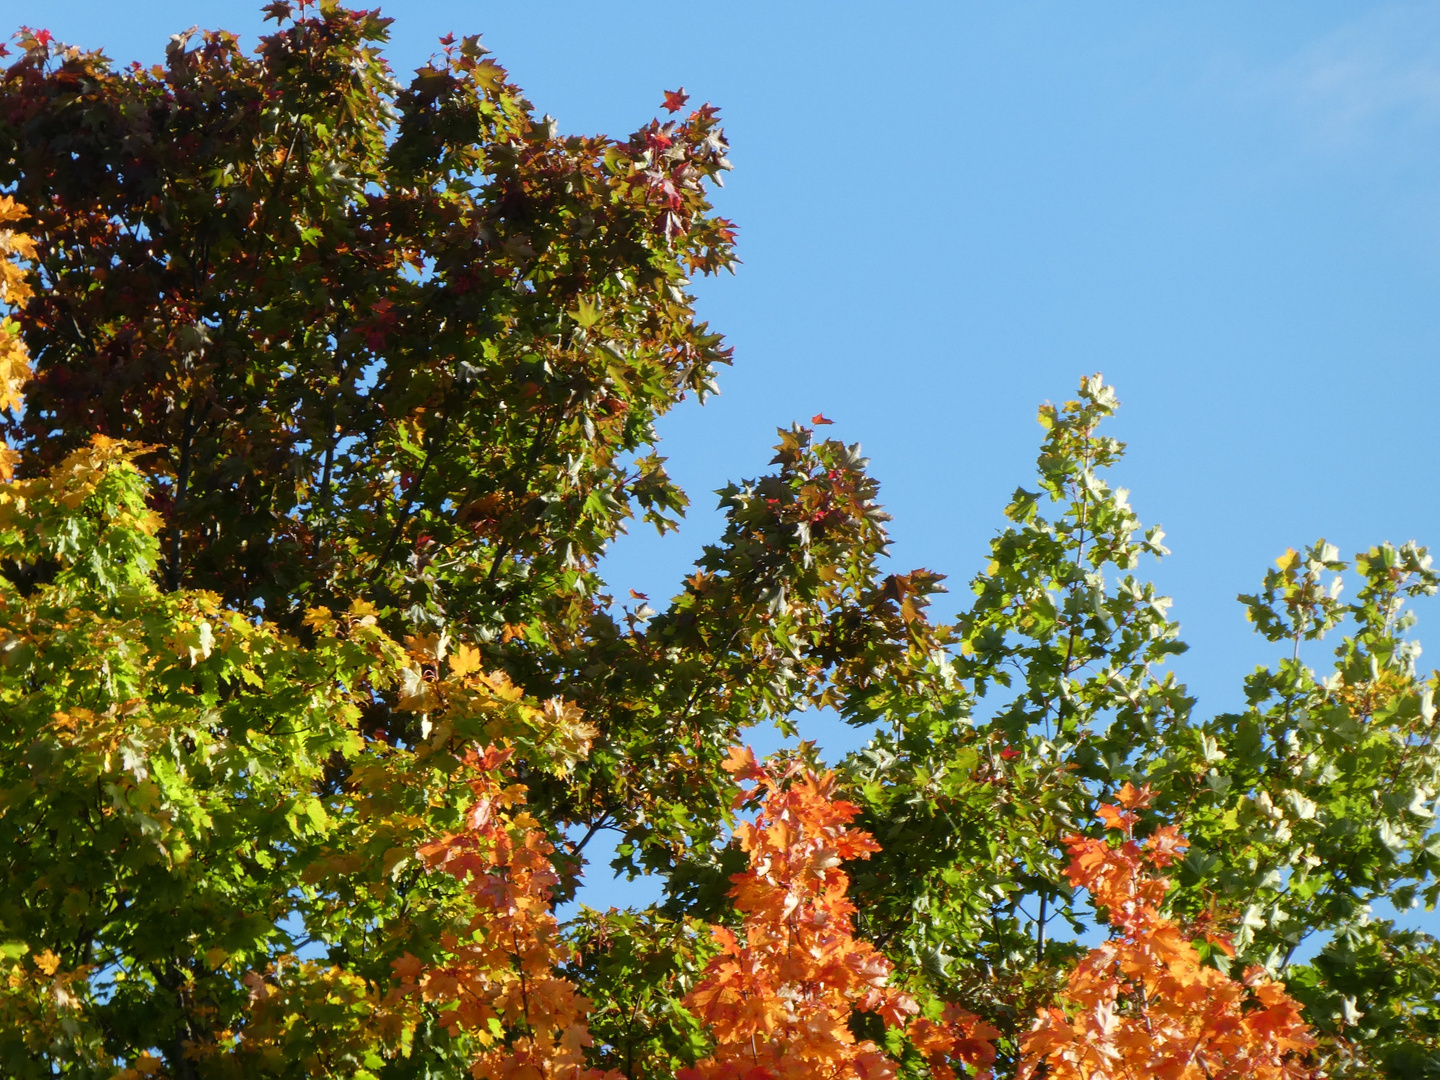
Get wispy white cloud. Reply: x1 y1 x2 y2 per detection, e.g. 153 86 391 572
1255 2 1440 151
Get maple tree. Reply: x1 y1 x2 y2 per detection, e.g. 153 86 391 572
0 5 1438 1079
679 747 996 1080
1021 784 1314 1080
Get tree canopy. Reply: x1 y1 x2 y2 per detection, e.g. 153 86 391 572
0 5 1437 1078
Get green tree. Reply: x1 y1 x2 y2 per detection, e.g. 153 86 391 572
0 6 1435 1078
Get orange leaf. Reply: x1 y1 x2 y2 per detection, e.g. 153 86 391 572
721 745 763 781
1095 803 1134 832
392 953 424 981
1115 781 1154 809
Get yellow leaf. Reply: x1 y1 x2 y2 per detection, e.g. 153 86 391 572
1275 548 1300 572
404 632 446 663
541 696 597 771
33 949 60 975
170 621 214 666
476 669 524 702
0 324 32 415
396 665 438 712
449 641 482 678
0 196 35 309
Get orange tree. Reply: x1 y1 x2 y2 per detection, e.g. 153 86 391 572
0 5 1437 1078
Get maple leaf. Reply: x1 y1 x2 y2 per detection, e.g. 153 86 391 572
722 745 764 782
1145 825 1188 866
404 631 447 663
0 328 32 415
540 696 598 772
811 413 835 425
0 440 19 482
392 953 424 981
449 642 482 678
1115 781 1154 809
1095 803 1135 832
33 949 60 975
662 87 690 113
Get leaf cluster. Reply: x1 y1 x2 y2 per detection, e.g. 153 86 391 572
2 8 1439 1079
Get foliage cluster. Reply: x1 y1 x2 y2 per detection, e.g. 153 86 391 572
1022 785 1313 1080
0 6 1438 1079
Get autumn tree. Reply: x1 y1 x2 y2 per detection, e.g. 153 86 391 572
0 5 1437 1079
679 747 997 1080
1021 785 1314 1080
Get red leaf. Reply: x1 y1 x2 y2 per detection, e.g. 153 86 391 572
662 87 690 113
811 413 834 426
33 29 53 46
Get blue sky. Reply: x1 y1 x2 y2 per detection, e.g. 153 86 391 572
30 2 1440 922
